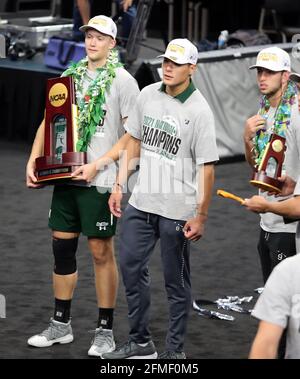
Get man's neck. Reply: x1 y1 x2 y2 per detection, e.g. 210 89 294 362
166 78 190 97
268 83 287 108
87 58 107 71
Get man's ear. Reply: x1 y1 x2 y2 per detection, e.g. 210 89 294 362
282 71 290 85
189 64 197 76
109 38 116 50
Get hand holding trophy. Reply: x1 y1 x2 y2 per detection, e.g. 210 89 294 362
35 76 87 183
250 131 286 194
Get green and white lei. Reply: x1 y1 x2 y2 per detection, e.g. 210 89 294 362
62 49 122 152
253 80 297 167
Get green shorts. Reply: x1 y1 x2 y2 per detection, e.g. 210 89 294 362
48 185 117 238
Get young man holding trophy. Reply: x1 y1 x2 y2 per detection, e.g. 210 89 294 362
243 50 300 359
244 47 300 285
243 110 300 358
25 15 140 356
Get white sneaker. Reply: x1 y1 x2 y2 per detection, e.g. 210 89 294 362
88 327 115 357
27 318 73 348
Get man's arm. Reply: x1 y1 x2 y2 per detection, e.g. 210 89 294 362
109 134 141 217
249 320 284 359
183 163 214 241
77 0 91 25
244 194 300 218
26 120 45 188
71 120 133 182
121 0 133 12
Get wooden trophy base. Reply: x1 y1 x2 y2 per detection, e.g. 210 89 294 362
35 152 87 184
250 171 283 194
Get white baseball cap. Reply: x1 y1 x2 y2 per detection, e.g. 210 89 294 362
290 72 300 83
79 15 117 39
158 38 198 65
249 46 291 72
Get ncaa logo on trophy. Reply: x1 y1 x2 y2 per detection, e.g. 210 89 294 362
35 76 87 184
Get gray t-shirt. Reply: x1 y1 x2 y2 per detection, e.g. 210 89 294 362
75 66 140 188
252 254 300 359
259 100 300 233
125 81 219 221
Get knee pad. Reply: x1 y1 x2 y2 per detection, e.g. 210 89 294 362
52 237 78 275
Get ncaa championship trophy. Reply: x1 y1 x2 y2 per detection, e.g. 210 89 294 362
250 133 286 193
35 76 86 183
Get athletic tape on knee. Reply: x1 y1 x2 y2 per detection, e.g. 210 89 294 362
52 237 78 275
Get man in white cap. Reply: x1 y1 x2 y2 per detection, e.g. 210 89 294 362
243 46 300 357
95 38 219 359
25 15 140 356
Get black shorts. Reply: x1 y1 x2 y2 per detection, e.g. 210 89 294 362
48 185 117 237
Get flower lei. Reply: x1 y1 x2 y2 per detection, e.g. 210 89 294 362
62 49 122 152
253 80 297 167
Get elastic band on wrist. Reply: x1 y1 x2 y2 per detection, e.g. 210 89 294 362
113 182 124 190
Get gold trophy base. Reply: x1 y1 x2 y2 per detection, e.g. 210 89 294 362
250 171 283 193
35 152 87 184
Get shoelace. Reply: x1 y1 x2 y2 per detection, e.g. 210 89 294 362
93 329 113 347
39 320 60 339
114 340 134 353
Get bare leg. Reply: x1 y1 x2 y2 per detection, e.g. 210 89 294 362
88 237 118 307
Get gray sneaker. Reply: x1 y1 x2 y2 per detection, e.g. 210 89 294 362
27 318 73 347
158 351 186 359
101 340 157 359
88 327 116 357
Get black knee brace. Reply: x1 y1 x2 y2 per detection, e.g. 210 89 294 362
52 237 78 275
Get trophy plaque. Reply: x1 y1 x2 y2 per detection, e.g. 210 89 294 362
35 76 86 183
250 133 286 193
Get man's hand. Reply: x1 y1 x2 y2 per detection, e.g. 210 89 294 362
71 162 97 182
279 175 297 197
243 195 269 213
108 186 123 218
244 115 266 142
266 175 296 197
26 162 43 188
183 217 205 241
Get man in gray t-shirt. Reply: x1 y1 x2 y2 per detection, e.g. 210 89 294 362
101 38 219 360
25 15 140 357
249 254 300 359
